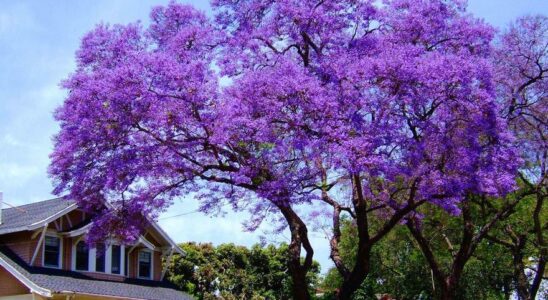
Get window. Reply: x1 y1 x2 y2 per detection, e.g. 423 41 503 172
95 243 106 272
44 236 61 268
138 250 152 279
111 245 121 274
72 241 125 275
75 241 89 271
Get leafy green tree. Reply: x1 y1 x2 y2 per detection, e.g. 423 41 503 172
320 219 432 299
319 213 521 299
168 242 320 299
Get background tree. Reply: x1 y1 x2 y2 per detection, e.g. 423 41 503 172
482 194 547 300
491 15 548 300
404 191 535 299
167 242 320 299
320 215 521 300
401 14 548 300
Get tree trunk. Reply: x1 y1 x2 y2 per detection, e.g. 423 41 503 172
290 266 311 300
513 236 532 300
336 247 372 300
530 192 546 299
276 202 313 300
438 277 458 300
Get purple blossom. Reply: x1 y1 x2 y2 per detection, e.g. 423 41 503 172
49 0 522 257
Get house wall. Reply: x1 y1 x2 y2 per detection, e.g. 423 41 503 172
128 249 138 278
0 210 168 283
63 210 87 231
0 295 34 300
80 272 126 282
0 266 30 296
154 251 162 281
63 237 72 271
0 233 165 282
125 247 163 281
143 231 164 281
0 232 38 265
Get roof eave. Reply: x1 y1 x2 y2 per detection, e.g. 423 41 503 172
148 220 185 255
100 200 183 255
26 203 78 231
0 256 52 298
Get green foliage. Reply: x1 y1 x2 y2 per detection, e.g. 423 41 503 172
168 242 320 299
319 211 519 299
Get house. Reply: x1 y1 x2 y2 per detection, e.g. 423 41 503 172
0 196 193 300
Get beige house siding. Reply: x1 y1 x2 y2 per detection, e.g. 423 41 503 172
0 266 29 297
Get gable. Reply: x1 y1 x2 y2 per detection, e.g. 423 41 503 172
0 265 30 296
0 198 182 255
0 198 76 235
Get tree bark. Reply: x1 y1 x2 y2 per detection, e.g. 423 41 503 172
512 235 532 300
334 177 425 300
530 191 546 299
335 175 371 300
290 267 312 300
440 282 457 300
337 246 372 300
276 202 314 300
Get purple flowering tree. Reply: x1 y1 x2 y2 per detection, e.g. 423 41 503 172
488 15 547 300
50 1 522 299
401 15 547 300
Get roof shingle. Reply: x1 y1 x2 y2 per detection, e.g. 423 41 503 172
0 198 75 235
0 246 192 300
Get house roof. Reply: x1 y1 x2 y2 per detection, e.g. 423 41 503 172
0 197 183 254
0 246 193 300
0 197 76 235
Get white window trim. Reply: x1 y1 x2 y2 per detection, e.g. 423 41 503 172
137 249 154 280
42 234 62 269
71 240 126 276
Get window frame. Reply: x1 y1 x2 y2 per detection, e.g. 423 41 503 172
110 244 122 274
42 234 62 269
71 240 125 276
74 240 90 271
137 249 153 280
95 242 106 273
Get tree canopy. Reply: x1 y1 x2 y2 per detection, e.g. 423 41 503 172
49 1 546 299
168 242 320 299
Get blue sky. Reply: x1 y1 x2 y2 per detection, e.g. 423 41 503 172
1 0 547 273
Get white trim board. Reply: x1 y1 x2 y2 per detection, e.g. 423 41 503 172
27 204 78 231
0 257 52 298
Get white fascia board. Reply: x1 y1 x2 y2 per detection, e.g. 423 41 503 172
27 204 78 231
0 256 52 297
147 221 184 255
63 223 92 237
101 200 183 255
138 236 157 251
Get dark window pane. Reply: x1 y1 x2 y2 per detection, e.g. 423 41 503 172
138 251 151 279
44 236 60 267
95 243 105 272
111 245 121 274
76 241 89 271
